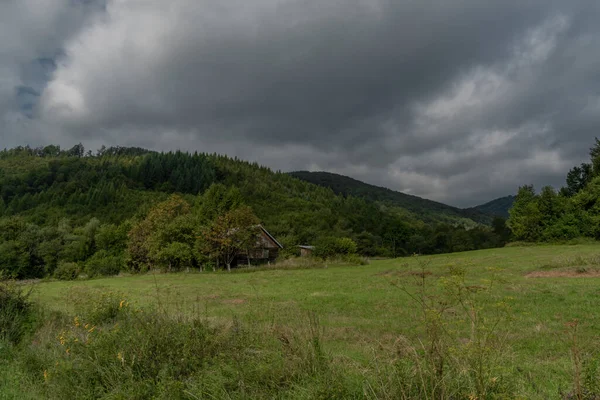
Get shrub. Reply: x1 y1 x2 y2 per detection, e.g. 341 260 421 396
0 281 35 344
84 250 124 278
53 262 80 281
334 237 358 255
154 242 193 271
314 237 358 259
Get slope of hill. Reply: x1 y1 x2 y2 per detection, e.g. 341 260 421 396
469 195 515 218
289 171 493 225
0 145 508 279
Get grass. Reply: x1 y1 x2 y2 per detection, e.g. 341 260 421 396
8 244 600 398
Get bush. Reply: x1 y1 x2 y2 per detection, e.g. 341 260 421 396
84 250 124 278
314 237 358 259
0 282 35 344
53 262 80 281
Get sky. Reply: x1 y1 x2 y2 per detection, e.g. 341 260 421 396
2 0 600 207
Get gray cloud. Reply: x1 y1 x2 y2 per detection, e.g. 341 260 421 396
2 0 600 206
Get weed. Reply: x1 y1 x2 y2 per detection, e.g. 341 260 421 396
386 262 514 399
0 281 36 344
53 262 80 281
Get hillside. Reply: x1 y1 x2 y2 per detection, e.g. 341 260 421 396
0 145 508 279
289 171 494 225
469 195 515 218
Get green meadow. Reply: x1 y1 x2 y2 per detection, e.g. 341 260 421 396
13 243 600 399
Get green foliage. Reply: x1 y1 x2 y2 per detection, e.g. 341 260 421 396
196 183 244 222
155 242 194 272
0 282 35 344
11 291 365 399
507 138 600 243
314 237 358 259
95 222 130 253
126 195 192 272
69 289 128 325
53 262 80 281
563 163 593 197
0 144 510 280
84 251 124 278
290 171 494 225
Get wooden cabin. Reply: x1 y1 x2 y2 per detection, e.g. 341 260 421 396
298 245 315 257
234 225 283 266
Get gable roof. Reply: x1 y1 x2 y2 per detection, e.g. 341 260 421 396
258 225 283 249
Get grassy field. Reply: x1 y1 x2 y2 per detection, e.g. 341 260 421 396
24 243 600 398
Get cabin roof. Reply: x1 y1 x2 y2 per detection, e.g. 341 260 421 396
258 225 283 249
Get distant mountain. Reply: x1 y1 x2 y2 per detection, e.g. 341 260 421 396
468 195 516 219
288 171 494 225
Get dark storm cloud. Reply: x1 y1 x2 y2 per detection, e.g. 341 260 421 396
3 0 600 206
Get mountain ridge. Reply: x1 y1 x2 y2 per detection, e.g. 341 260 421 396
289 171 513 224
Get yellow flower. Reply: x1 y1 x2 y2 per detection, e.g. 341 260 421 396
43 370 48 383
74 316 80 327
66 348 70 355
119 300 126 309
117 352 125 364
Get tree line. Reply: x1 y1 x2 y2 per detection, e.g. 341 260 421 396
508 138 600 241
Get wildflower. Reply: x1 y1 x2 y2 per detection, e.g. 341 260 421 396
117 352 125 364
43 370 48 383
74 316 80 327
119 300 126 309
66 348 70 355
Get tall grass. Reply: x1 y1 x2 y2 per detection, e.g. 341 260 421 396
0 281 36 345
363 263 515 399
7 289 365 399
8 258 600 399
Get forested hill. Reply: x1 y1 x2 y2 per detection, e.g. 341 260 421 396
289 171 493 225
469 195 516 219
0 145 509 279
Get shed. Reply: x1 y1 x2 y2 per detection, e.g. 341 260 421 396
298 245 315 257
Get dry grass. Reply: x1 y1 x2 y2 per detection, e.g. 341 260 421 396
526 269 600 278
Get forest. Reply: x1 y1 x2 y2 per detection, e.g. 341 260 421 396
0 144 509 279
508 138 600 242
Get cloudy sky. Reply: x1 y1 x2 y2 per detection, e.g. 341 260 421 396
2 0 600 206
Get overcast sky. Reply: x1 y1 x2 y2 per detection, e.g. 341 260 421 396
2 0 600 206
